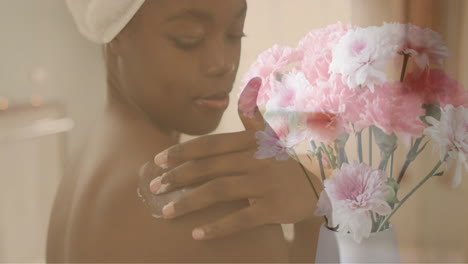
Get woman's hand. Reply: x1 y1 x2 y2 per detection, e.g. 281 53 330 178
148 78 322 240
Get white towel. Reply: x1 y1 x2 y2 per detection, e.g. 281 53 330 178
66 0 146 44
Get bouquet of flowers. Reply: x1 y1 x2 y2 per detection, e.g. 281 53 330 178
239 22 468 243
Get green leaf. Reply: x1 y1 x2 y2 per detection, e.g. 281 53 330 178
372 126 397 153
334 133 350 148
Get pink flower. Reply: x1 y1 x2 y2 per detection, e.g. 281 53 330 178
297 22 352 55
424 105 468 188
263 109 309 148
266 70 310 110
354 82 427 146
315 162 392 243
290 76 362 141
404 69 468 107
329 25 401 92
264 72 353 144
238 77 262 119
313 77 364 126
296 22 352 85
240 45 301 106
254 125 291 161
299 111 347 143
405 24 449 70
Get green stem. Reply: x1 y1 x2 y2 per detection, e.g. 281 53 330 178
357 132 363 163
290 149 329 225
400 54 410 82
369 127 373 167
377 159 444 232
290 149 319 201
335 145 348 167
321 142 337 169
370 212 377 232
378 151 390 171
310 141 326 183
317 151 327 183
390 152 394 179
397 136 424 184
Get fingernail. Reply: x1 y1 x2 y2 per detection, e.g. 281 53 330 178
154 151 168 169
162 201 175 218
192 228 205 240
149 176 162 194
156 182 170 195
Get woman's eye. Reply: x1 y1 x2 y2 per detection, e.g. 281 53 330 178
170 36 203 50
227 32 247 40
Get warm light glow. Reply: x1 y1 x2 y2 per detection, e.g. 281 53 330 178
0 97 8 110
30 95 44 107
29 67 49 85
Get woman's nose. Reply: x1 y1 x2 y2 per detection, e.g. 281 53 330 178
203 40 236 77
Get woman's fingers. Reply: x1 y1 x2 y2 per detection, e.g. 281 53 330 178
150 148 263 194
153 130 256 169
192 203 269 240
237 77 269 132
161 175 268 219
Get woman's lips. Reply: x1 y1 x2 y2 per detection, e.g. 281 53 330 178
194 96 230 110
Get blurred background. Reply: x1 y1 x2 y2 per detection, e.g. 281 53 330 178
0 0 467 262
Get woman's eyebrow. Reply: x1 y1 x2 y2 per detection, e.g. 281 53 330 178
162 3 247 25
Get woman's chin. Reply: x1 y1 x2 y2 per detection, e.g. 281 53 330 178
179 116 224 135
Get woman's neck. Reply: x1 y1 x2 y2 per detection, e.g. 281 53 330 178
105 88 181 145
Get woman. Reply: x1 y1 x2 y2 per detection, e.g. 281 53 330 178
46 0 320 262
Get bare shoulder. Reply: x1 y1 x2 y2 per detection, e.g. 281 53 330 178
60 117 174 262
55 115 289 262
47 114 171 263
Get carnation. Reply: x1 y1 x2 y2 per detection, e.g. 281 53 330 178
240 45 301 106
354 82 427 146
424 105 468 188
297 22 352 85
315 162 392 243
404 69 468 108
329 25 402 92
405 24 449 70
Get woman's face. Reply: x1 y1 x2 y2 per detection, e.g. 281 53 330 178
114 0 247 135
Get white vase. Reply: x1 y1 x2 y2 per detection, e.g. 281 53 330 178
315 223 400 263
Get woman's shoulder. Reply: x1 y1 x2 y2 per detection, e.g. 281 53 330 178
66 112 174 218
75 110 175 186
47 113 173 262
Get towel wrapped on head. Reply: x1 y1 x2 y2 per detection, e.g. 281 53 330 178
66 0 146 44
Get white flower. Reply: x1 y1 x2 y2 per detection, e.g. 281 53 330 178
315 162 392 243
329 26 402 92
424 105 468 188
265 70 312 111
405 24 449 70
